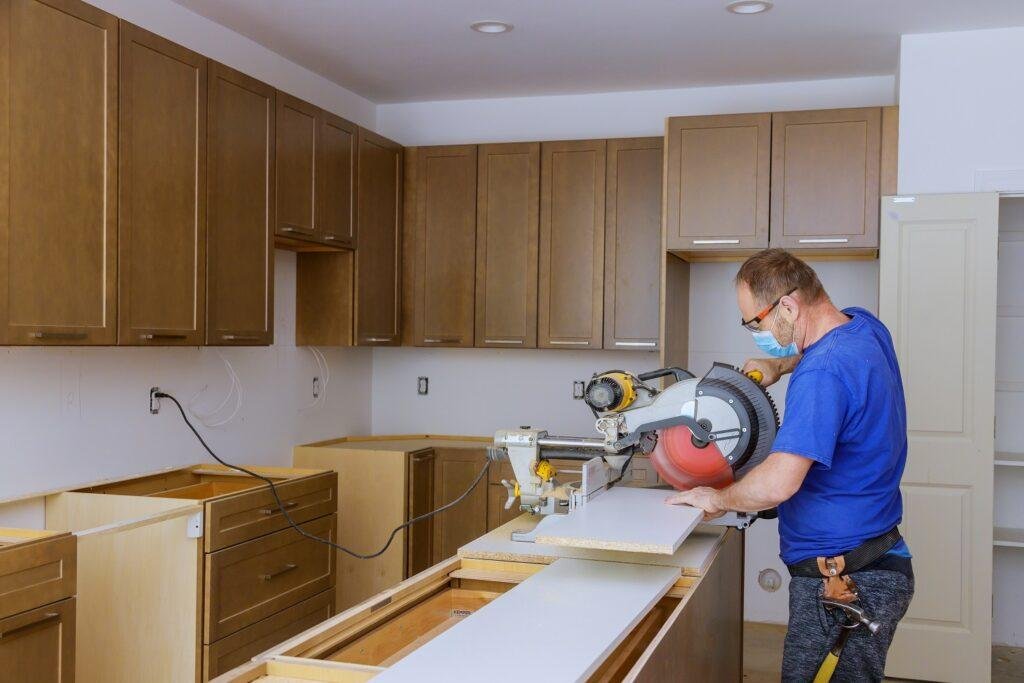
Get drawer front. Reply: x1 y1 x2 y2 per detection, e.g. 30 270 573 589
205 515 335 642
0 534 76 620
205 471 337 552
0 597 75 682
203 589 333 680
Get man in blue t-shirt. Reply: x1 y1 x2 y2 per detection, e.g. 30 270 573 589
669 248 914 682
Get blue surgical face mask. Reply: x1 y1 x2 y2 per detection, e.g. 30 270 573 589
751 310 799 357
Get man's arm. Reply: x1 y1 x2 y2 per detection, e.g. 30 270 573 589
742 356 801 387
666 452 813 518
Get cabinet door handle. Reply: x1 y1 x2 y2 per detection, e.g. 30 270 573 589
364 336 393 343
322 234 345 242
140 333 188 341
484 339 523 345
797 238 849 244
260 501 298 516
30 331 86 340
279 226 306 234
0 612 60 639
549 340 590 346
423 337 461 344
259 563 297 581
222 334 261 342
614 341 657 347
692 239 740 245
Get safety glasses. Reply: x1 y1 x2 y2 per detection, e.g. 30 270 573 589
740 288 797 331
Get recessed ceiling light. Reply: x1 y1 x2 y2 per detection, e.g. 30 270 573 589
470 20 513 34
726 1 773 14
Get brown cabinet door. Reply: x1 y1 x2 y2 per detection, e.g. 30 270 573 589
118 23 206 345
406 449 435 577
664 113 770 252
0 597 75 682
275 92 318 240
0 0 118 345
432 448 488 564
354 128 402 346
317 110 358 249
206 62 274 346
770 107 881 250
409 145 477 347
605 137 663 351
475 142 540 349
539 139 606 349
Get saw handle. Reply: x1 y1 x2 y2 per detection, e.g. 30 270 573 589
746 369 764 384
637 367 695 383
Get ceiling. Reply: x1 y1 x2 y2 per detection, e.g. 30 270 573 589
173 0 1024 103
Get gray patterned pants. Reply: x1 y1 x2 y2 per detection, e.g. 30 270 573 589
782 569 915 682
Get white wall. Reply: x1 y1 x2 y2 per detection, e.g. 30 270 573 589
85 0 376 128
899 27 1024 194
377 75 895 145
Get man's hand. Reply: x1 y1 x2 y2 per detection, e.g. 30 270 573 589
741 356 799 387
666 486 727 521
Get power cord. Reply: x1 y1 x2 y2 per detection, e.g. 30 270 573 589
154 390 491 560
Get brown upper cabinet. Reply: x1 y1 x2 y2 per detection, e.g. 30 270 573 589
664 113 771 253
275 92 319 243
0 0 119 345
538 139 606 350
317 111 358 249
206 62 275 346
770 107 881 250
475 143 540 349
408 145 477 348
605 137 663 351
118 23 207 346
354 128 403 346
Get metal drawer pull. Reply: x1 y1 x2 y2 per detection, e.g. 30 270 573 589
615 341 657 347
260 501 298 516
140 333 188 341
279 226 307 234
692 239 740 245
30 331 86 340
484 339 523 344
259 563 297 582
424 337 461 344
222 334 261 342
323 234 344 241
364 336 392 343
0 612 60 639
550 340 590 346
797 238 849 244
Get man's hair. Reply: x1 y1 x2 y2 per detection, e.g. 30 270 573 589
735 249 826 306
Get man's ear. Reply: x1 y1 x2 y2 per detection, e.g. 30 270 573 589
777 294 799 323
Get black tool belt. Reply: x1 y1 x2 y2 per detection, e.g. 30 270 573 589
786 527 902 578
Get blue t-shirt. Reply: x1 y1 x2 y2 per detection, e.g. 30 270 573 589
772 307 910 565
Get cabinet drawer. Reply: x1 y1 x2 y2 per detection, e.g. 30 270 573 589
0 597 75 682
205 515 336 642
204 589 333 680
205 471 337 552
0 533 76 620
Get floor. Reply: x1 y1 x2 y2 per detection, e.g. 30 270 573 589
743 622 1024 682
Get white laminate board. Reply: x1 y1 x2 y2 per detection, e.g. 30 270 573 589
532 486 703 554
459 514 724 575
372 558 680 683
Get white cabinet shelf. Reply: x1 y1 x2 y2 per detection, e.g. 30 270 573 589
993 527 1024 548
995 452 1024 467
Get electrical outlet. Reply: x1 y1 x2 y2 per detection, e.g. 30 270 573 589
312 376 321 399
573 381 586 399
417 376 429 395
150 387 161 414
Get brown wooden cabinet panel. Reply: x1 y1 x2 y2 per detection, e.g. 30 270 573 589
432 448 488 564
406 449 436 577
475 143 540 349
539 139 606 349
881 106 899 197
118 23 206 345
0 597 75 682
317 111 358 249
409 145 477 347
664 113 770 252
295 251 353 346
354 127 403 346
0 0 118 345
770 107 881 250
206 62 274 346
275 92 318 240
605 137 662 351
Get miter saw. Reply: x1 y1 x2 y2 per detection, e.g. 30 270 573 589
487 363 780 539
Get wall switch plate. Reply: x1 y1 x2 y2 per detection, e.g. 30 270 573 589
417 376 429 395
573 381 586 400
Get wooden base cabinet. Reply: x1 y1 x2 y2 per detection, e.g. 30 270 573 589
0 529 77 682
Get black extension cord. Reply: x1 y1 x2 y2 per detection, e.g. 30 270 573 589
155 390 491 560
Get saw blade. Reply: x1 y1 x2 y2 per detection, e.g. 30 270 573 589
698 363 780 478
650 426 735 490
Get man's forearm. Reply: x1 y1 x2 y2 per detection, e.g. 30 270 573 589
715 469 785 513
778 355 801 375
